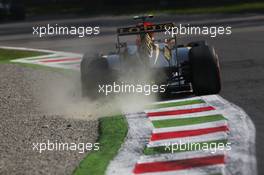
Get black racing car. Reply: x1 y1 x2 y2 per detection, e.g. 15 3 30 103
81 15 221 99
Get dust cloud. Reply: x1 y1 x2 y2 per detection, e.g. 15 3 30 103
35 67 157 120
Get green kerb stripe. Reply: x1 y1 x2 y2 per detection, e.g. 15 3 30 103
145 99 205 109
152 114 227 128
144 139 228 155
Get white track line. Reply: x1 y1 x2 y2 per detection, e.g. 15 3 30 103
0 46 82 57
11 54 57 62
0 46 83 70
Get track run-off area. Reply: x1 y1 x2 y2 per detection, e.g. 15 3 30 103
1 46 257 175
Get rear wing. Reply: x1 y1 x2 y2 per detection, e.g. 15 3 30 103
117 23 175 36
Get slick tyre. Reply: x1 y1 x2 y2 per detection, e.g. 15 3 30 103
81 54 114 99
189 43 221 95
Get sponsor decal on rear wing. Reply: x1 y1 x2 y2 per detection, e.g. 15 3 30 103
117 23 175 36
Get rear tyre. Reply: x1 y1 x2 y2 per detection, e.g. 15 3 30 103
81 54 114 99
187 41 206 47
189 42 221 95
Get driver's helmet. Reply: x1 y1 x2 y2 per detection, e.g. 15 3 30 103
135 22 155 63
136 21 154 46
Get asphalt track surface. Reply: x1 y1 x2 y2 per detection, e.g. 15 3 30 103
1 13 264 174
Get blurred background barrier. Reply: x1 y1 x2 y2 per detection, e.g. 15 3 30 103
1 0 264 20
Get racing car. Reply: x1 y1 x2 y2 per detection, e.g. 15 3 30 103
81 15 221 99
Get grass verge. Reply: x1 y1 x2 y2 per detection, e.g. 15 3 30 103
73 115 128 175
0 48 47 63
0 48 77 74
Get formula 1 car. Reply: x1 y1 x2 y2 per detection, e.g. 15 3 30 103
81 15 221 99
0 0 25 20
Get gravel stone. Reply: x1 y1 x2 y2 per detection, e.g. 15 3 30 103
0 64 98 175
